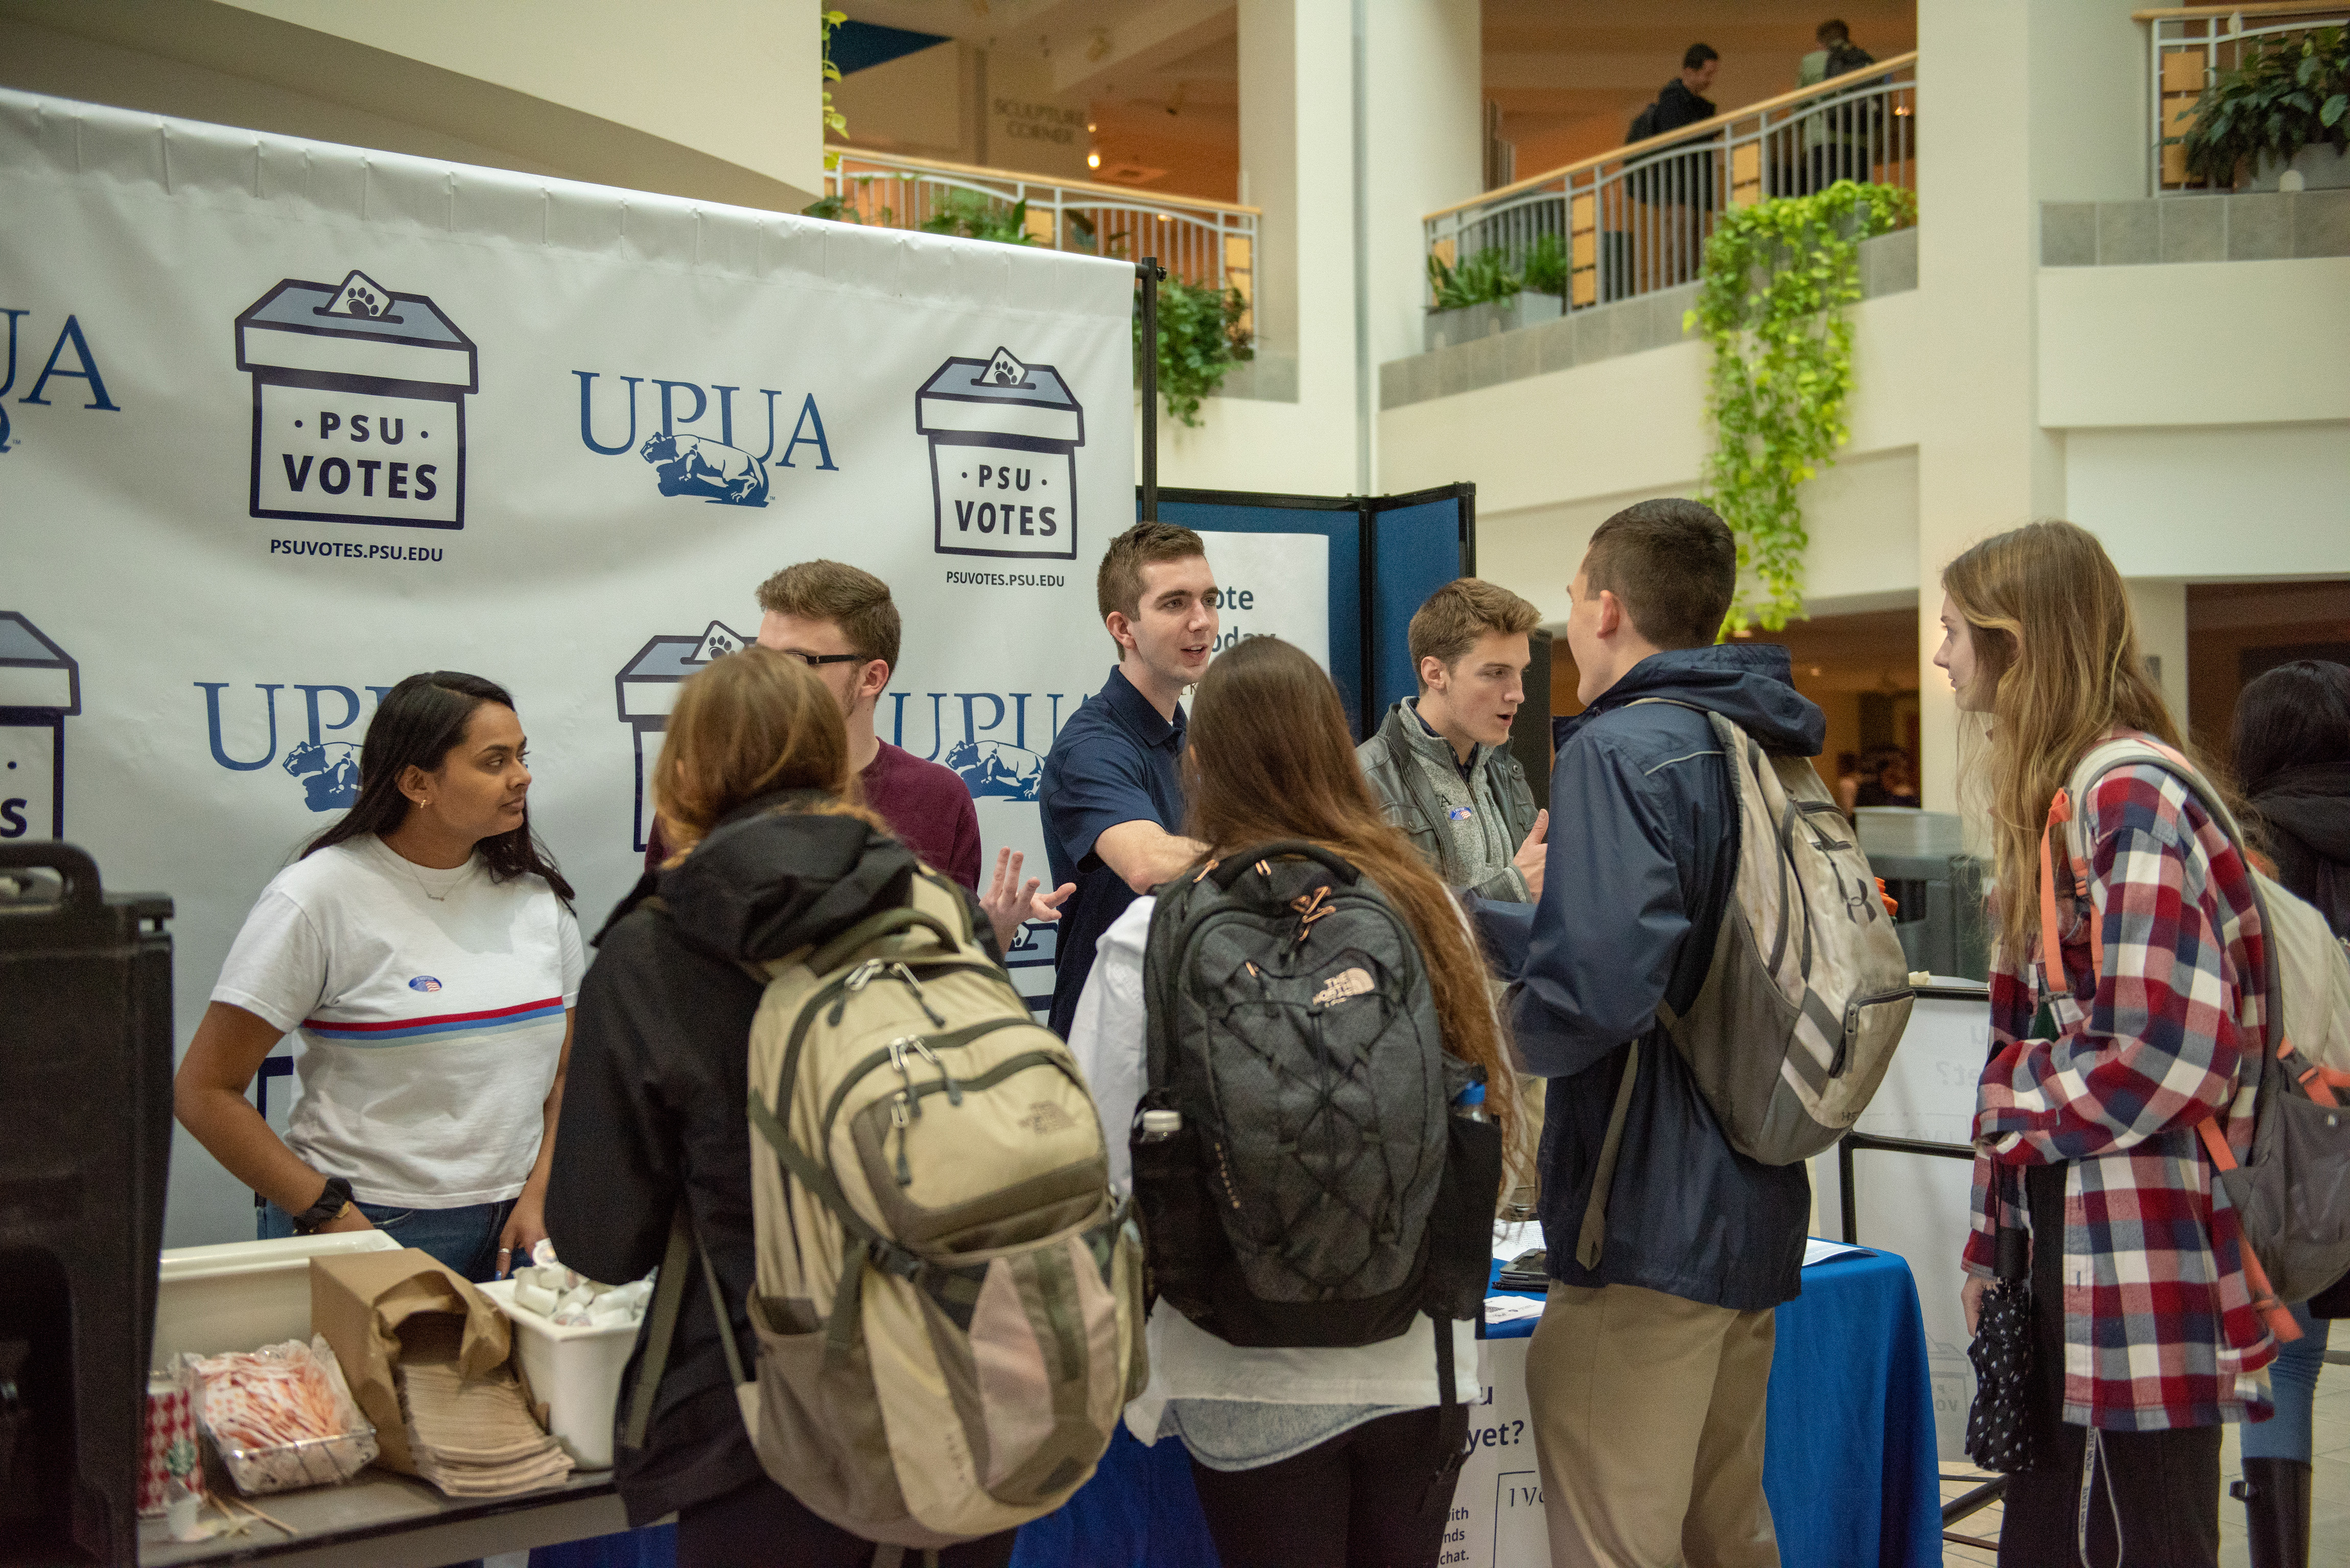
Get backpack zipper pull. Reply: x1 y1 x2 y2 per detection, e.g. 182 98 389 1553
830 959 886 1025
890 1095 914 1185
888 962 948 1028
911 1037 962 1105
887 1037 925 1117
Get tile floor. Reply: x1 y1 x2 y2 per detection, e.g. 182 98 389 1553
1939 1364 2350 1566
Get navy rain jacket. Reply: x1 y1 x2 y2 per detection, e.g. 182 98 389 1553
1481 643 1825 1311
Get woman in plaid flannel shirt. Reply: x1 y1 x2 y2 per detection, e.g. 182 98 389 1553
1939 522 2277 1568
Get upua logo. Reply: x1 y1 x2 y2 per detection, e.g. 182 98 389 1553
236 270 477 531
884 687 1070 803
917 348 1083 562
574 374 836 508
198 681 395 812
0 309 122 455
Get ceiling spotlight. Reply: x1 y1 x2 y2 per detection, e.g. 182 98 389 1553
1088 150 1101 169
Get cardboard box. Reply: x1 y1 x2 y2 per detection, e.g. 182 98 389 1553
309 1249 515 1477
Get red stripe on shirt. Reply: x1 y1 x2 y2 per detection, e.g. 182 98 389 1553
299 995 565 1033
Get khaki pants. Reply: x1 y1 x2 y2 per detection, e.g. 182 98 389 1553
1524 1282 1778 1568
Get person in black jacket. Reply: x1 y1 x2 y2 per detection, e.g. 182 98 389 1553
544 647 1029 1568
1475 499 1817 1568
2228 658 2350 1568
1625 44 1721 287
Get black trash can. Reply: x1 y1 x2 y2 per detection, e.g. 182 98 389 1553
0 845 173 1566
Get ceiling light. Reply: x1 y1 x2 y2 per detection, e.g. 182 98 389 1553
1088 150 1101 169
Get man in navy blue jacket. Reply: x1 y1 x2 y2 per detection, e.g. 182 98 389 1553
1478 500 1821 1568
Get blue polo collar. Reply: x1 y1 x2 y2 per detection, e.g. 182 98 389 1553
1102 666 1186 751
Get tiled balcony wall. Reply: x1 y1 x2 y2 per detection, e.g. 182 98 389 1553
2041 190 2350 266
1381 227 1916 412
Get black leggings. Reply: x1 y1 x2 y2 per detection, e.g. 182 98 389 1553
1186 1406 1455 1568
1995 1163 2222 1567
674 1474 1018 1568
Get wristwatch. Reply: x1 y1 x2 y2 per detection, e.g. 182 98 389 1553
290 1175 355 1234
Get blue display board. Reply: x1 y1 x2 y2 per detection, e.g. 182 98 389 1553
1145 484 1473 739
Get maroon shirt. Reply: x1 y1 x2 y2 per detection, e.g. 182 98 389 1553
644 739 982 891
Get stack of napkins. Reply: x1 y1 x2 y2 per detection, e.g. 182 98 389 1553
394 1315 572 1498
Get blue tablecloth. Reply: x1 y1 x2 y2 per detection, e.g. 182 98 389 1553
1012 1244 1942 1568
538 1247 1940 1568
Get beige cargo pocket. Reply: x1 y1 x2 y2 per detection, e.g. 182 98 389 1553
746 1293 917 1536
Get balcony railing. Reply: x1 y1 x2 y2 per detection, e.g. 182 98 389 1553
2140 4 2350 194
819 150 1258 307
1422 52 1917 314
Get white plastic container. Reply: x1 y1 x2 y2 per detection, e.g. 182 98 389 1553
477 1278 639 1470
153 1231 404 1367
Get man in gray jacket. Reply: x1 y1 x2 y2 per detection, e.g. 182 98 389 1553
1357 577 1549 901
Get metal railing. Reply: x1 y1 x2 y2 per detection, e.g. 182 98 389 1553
819 150 1258 306
1422 52 1916 314
2139 4 2350 194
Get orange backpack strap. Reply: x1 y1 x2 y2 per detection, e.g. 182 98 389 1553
2194 1118 2303 1343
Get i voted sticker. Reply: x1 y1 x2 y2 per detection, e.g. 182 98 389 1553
1447 805 1474 821
408 976 443 992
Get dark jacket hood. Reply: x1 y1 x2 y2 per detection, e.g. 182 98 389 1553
2251 764 2350 862
596 791 917 963
1565 643 1825 757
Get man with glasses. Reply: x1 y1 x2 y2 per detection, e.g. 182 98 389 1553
640 560 998 892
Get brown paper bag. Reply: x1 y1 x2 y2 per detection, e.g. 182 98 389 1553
310 1249 512 1476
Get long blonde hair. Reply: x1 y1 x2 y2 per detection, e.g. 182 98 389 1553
1941 521 2223 964
652 647 881 857
1183 636 1527 1184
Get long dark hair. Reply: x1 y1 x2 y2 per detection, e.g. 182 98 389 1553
2234 660 2350 796
1183 635 1525 1184
304 671 574 900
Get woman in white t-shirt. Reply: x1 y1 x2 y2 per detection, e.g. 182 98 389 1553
174 671 584 1283
1067 636 1526 1568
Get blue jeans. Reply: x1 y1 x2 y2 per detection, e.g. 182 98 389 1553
261 1197 516 1285
2239 1299 2331 1463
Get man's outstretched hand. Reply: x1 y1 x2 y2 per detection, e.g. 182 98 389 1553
980 847 1076 953
1512 809 1550 901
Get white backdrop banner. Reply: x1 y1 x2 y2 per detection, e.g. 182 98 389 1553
0 89 1165 1247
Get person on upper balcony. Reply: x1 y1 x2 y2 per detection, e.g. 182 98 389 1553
1796 19 1879 191
1634 43 1720 143
1626 44 1722 282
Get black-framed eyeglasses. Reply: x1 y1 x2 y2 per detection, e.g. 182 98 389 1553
780 651 868 669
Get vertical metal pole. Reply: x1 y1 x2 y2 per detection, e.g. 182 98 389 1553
1839 1138 1858 1244
1138 257 1163 522
1350 0 1372 496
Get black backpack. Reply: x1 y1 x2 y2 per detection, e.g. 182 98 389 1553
1132 845 1501 1480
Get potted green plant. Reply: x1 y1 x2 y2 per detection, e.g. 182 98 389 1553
1423 241 1562 352
2180 25 2349 191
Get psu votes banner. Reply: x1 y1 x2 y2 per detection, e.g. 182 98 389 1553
0 88 1337 1249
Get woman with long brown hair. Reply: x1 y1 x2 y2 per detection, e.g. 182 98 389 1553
545 649 1024 1568
1067 635 1520 1568
1941 522 2277 1566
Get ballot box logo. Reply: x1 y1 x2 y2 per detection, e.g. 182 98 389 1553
615 620 755 851
236 269 478 531
917 348 1083 562
0 613 81 841
573 373 837 507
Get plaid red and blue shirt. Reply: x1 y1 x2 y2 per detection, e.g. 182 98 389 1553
1963 752 2278 1432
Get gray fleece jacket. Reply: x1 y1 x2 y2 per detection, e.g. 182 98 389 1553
1356 697 1541 901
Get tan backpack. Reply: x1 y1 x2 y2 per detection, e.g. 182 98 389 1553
625 868 1146 1556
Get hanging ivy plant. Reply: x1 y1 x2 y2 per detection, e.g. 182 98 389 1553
821 10 848 169
1687 180 1914 632
1136 278 1255 427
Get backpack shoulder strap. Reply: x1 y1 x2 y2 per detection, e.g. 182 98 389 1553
621 1203 747 1451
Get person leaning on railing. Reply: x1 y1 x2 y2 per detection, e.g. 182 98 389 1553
1794 19 1879 194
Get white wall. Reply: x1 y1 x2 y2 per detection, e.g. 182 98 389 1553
0 0 825 209
2040 259 2350 429
2069 423 2350 580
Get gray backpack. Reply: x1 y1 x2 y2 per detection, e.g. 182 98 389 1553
1578 703 1914 1266
1134 843 1502 1488
2052 738 2350 1311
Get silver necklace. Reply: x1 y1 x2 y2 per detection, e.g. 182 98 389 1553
386 840 461 901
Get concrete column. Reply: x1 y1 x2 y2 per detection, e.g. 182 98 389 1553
2126 578 2191 726
1363 1 1483 376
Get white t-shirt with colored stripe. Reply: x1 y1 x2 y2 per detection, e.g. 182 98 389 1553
212 835 585 1208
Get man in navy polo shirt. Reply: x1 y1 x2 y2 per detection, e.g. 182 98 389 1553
1039 521 1220 1038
